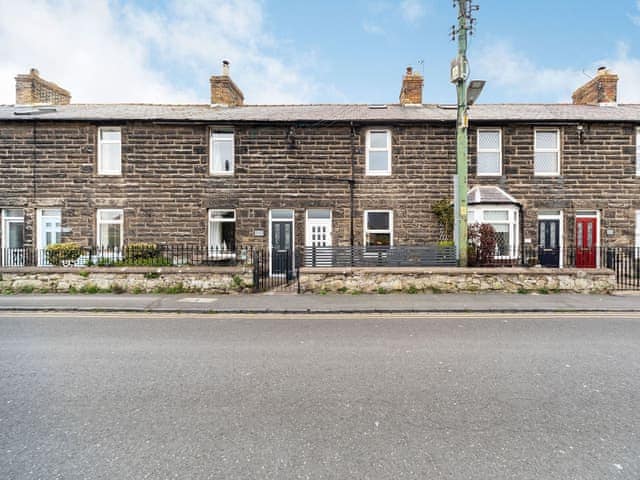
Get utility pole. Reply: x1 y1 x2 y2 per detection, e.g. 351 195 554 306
450 0 479 266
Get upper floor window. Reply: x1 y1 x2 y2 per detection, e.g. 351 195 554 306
477 129 502 176
98 127 122 175
366 129 391 175
534 128 560 176
636 127 640 175
210 131 234 175
364 210 393 247
97 209 123 248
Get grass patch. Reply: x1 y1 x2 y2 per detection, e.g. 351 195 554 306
337 286 348 293
132 287 144 295
231 274 245 288
376 287 388 294
537 287 550 295
430 286 443 294
79 284 100 294
517 287 529 294
68 286 78 294
17 285 34 294
350 289 363 295
153 282 186 294
78 270 90 278
318 288 328 295
406 285 418 294
144 271 160 280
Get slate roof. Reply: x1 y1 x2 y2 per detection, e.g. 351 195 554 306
467 186 520 205
0 103 639 123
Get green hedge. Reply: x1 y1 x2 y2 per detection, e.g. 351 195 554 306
46 243 83 266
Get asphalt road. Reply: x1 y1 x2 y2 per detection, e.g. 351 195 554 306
1 312 639 479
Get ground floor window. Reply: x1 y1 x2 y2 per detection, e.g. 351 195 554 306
468 205 519 258
364 210 393 247
208 209 236 252
97 209 123 248
1 209 24 266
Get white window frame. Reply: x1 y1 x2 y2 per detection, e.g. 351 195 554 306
534 128 560 176
365 129 392 176
96 209 124 248
364 210 393 247
635 210 640 251
476 128 502 176
208 209 236 257
210 131 235 175
635 127 640 176
467 205 519 259
97 127 122 175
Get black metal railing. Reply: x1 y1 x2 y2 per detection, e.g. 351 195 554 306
0 245 254 267
252 249 298 292
299 245 457 267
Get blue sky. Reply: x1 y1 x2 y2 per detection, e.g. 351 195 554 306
1 0 639 105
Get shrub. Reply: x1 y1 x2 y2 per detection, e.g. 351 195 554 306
46 243 82 266
124 242 161 263
468 223 497 266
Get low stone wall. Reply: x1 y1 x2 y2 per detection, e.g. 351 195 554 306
299 267 616 294
0 266 253 294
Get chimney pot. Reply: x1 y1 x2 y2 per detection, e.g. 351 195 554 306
222 60 230 76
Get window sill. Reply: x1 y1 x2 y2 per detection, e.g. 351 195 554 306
365 172 391 176
209 171 235 176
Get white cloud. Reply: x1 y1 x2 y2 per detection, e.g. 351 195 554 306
400 0 426 24
474 40 640 103
0 0 330 104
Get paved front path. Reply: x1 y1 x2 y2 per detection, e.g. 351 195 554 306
0 292 638 313
2 312 639 479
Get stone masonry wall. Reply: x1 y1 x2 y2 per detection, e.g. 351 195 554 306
0 119 638 252
468 122 639 246
0 267 253 294
300 267 616 294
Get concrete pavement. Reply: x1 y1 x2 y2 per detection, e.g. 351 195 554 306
0 291 638 313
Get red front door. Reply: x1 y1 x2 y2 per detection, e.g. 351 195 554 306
575 217 597 268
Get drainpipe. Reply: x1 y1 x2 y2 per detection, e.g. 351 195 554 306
349 122 357 247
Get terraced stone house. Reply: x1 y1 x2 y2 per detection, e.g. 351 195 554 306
0 64 639 270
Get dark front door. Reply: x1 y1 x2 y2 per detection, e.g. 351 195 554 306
538 219 560 267
271 221 293 275
576 217 597 268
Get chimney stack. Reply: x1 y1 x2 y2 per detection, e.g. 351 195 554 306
399 66 423 106
572 66 618 105
15 68 71 105
210 60 244 106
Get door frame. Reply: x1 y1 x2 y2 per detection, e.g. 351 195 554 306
1 209 25 267
538 211 563 268
269 209 295 276
36 208 62 251
575 210 600 268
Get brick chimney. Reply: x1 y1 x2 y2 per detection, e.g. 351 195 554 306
399 66 423 105
210 60 244 106
572 66 618 105
15 68 71 105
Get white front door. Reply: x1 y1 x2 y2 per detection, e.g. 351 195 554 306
37 209 62 265
305 209 332 248
305 209 332 266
